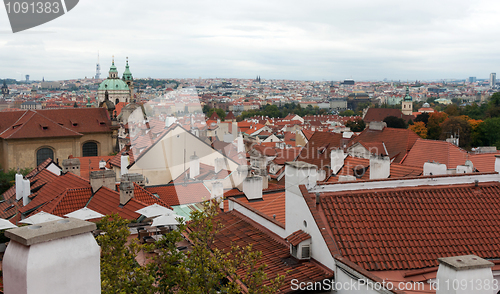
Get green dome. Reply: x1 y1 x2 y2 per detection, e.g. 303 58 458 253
98 78 130 91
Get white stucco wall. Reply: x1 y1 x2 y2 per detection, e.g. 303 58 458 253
3 233 100 294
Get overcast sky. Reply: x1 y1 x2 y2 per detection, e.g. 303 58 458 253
1 0 499 81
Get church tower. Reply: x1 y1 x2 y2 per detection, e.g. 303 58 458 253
122 57 134 100
1 80 9 98
401 86 413 115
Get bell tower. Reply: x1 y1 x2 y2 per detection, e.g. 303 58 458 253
122 57 134 101
401 86 413 115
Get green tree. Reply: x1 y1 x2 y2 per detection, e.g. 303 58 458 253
383 116 407 129
473 117 500 148
97 214 155 294
339 110 355 117
0 167 31 195
439 117 472 148
151 201 285 294
486 92 500 118
207 108 226 121
426 112 448 140
414 112 430 126
346 118 366 132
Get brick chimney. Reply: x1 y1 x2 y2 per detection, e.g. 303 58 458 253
436 255 494 294
62 157 81 176
119 181 134 205
3 218 100 294
90 170 116 193
369 155 390 179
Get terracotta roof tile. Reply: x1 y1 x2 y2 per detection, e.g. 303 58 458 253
212 211 332 293
349 127 420 163
314 181 500 271
286 230 311 246
145 182 211 206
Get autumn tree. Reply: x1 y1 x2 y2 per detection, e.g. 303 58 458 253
409 122 427 139
439 116 471 148
426 112 448 140
414 112 430 126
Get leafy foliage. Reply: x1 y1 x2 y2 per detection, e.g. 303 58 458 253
409 122 427 139
207 108 226 121
439 117 471 148
239 103 327 120
99 201 285 294
0 167 31 195
346 118 366 132
383 116 407 129
97 214 155 294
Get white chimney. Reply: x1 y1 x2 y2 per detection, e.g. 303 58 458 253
22 179 30 206
15 173 23 201
237 134 244 153
456 165 472 174
99 159 106 169
330 149 344 175
214 158 225 173
495 155 500 173
423 162 447 176
436 255 494 294
232 122 238 140
190 153 200 178
3 218 100 294
120 154 129 176
369 155 390 180
338 175 356 182
243 176 263 200
211 181 224 199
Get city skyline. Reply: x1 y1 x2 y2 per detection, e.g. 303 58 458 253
1 0 500 81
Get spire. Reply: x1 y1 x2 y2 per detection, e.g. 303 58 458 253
109 56 118 79
122 56 133 81
404 86 412 101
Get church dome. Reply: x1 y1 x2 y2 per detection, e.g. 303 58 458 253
98 78 130 91
423 102 430 108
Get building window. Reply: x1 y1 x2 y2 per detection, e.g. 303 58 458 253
82 142 98 157
37 148 54 165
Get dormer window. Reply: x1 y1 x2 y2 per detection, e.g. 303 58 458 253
286 230 312 260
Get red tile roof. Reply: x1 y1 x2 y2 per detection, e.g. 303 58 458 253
286 230 311 246
19 172 91 213
363 108 414 123
31 187 93 217
296 132 344 170
87 186 145 220
228 190 286 226
309 181 500 271
402 139 500 172
212 211 333 293
74 155 115 179
349 127 420 163
145 182 211 206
